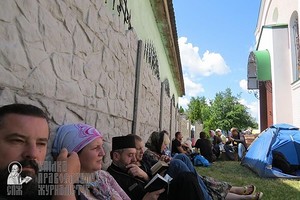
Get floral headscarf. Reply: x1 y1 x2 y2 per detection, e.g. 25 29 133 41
52 123 103 157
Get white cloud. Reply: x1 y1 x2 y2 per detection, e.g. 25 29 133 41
184 76 205 97
178 37 231 77
178 76 204 109
178 96 190 109
239 79 248 91
239 98 258 121
177 36 231 110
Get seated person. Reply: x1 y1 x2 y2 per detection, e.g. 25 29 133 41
227 127 247 160
107 135 205 200
216 129 227 144
215 128 226 152
183 138 194 154
143 131 264 200
142 132 210 199
0 103 80 200
52 123 130 200
195 131 216 163
171 131 189 156
130 133 206 200
209 130 222 158
107 135 165 200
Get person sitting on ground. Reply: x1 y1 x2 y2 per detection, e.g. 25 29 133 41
160 130 172 157
0 103 80 200
216 128 227 152
195 131 217 163
171 131 190 156
129 134 206 200
127 134 152 179
107 135 165 200
144 131 212 198
145 131 172 164
216 129 227 144
209 130 222 158
108 135 206 200
227 127 247 160
52 123 130 200
144 131 263 200
183 138 194 154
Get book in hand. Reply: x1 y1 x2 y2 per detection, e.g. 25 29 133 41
150 160 169 176
144 173 172 192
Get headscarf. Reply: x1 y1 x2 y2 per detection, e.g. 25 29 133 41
145 131 165 154
52 123 103 157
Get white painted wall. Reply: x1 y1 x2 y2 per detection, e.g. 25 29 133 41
256 0 300 127
292 81 300 127
272 28 293 124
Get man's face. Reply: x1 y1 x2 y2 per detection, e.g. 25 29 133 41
135 140 144 162
114 148 137 170
0 114 49 175
232 130 238 136
177 133 183 141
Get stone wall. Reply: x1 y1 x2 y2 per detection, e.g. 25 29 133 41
177 114 203 143
178 114 191 140
0 0 181 166
136 57 161 140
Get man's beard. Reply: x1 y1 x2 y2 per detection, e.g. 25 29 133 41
0 160 40 200
115 162 127 171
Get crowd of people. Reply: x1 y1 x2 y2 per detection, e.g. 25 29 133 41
191 128 250 163
0 103 263 200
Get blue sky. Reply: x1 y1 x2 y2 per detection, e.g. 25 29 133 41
173 0 261 120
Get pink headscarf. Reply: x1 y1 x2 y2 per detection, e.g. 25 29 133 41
52 123 103 156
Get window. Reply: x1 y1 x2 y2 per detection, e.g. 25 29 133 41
291 14 300 81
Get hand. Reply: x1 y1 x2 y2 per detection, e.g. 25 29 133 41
160 155 171 163
56 148 81 184
142 188 165 200
182 143 188 148
51 148 80 200
126 164 149 181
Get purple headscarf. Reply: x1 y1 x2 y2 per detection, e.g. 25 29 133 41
52 123 103 156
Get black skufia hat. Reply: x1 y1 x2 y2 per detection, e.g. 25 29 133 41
112 135 136 151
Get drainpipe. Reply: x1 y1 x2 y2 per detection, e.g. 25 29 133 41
132 40 143 135
159 81 164 131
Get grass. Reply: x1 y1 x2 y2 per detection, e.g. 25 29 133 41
195 161 300 200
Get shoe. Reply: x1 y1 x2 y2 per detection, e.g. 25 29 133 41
243 184 256 195
252 192 263 200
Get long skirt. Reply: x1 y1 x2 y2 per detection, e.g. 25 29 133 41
201 176 232 200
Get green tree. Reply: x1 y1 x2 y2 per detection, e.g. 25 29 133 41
187 96 209 124
187 88 258 132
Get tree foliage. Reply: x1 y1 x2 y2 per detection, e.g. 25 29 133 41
187 96 209 124
186 88 258 132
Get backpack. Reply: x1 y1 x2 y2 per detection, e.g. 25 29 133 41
224 144 236 161
193 155 211 167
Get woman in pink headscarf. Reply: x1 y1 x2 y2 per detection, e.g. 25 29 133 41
52 123 130 200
